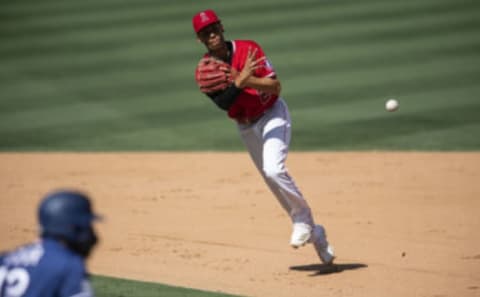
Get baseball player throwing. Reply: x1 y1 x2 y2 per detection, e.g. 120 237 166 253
193 9 335 265
0 190 101 297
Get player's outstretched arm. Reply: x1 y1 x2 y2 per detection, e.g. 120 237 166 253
241 76 281 95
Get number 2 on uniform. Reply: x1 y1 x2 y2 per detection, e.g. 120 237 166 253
0 266 30 297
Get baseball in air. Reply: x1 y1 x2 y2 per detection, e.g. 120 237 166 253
385 99 399 112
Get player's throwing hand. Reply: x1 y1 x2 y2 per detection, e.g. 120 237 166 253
234 47 266 89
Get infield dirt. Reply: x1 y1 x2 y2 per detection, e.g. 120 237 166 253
1 152 479 297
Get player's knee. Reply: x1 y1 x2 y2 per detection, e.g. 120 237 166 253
263 167 285 183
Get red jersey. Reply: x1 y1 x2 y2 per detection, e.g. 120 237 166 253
203 40 279 122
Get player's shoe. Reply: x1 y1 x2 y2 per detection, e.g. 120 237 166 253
310 224 335 265
290 222 312 248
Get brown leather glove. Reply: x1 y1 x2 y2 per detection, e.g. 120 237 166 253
195 58 233 93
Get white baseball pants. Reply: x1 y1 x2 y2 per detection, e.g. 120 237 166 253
237 98 315 227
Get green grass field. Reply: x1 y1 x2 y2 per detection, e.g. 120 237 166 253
1 0 479 151
92 275 241 297
1 0 479 295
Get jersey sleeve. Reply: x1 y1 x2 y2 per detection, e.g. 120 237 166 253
59 259 94 297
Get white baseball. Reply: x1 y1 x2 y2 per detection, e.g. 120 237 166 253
385 99 399 112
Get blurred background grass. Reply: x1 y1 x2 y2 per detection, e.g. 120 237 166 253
1 0 479 151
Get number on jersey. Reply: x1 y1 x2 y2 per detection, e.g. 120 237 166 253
0 266 30 297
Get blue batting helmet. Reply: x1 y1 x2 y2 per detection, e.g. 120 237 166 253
38 190 101 244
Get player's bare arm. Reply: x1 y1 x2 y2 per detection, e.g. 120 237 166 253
241 76 281 95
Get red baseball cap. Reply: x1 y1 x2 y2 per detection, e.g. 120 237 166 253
192 9 220 33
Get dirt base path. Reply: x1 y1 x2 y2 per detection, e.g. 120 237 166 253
1 152 479 297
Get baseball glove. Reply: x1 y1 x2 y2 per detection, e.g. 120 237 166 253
195 58 232 93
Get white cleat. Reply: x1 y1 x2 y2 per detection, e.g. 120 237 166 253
290 222 312 248
311 224 335 265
